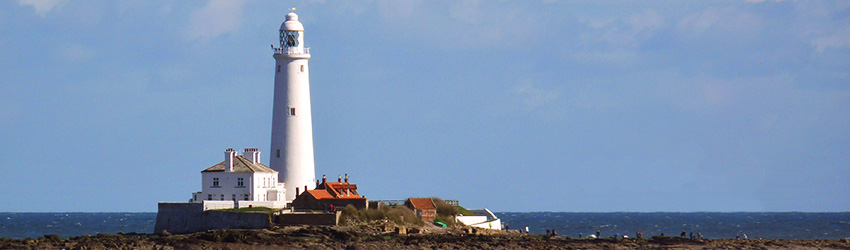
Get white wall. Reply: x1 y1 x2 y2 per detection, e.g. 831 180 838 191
202 200 236 210
193 168 285 203
457 208 502 230
457 217 502 230
237 200 286 209
252 172 285 201
200 172 254 201
457 216 489 226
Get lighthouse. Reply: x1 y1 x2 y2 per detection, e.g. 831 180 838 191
270 10 316 202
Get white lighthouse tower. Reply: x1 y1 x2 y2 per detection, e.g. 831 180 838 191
270 9 316 202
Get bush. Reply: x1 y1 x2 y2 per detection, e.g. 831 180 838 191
339 204 423 226
432 198 458 217
340 205 360 225
434 215 457 227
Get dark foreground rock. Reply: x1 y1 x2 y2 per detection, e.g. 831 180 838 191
2 225 849 250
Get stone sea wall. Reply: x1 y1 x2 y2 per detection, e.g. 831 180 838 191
154 202 340 234
277 212 339 226
154 203 272 234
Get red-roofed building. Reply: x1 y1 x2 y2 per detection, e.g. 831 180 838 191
405 198 437 222
291 174 368 210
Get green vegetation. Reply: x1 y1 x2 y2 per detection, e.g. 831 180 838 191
432 198 457 216
432 198 461 227
455 205 476 216
340 204 423 226
339 198 477 228
213 207 276 213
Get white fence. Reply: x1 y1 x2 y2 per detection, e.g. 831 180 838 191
202 200 236 210
238 200 286 209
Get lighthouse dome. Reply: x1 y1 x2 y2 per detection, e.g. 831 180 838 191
280 12 304 31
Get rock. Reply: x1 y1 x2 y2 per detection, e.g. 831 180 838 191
155 245 175 250
43 234 60 241
159 230 171 236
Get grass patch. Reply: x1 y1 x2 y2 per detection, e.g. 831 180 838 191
455 206 476 216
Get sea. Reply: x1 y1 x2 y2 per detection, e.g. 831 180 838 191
1 212 848 240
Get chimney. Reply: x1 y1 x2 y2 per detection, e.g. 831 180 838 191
295 187 300 196
315 179 320 187
304 185 308 192
344 173 348 183
224 148 236 172
322 175 327 184
243 148 260 164
338 175 342 182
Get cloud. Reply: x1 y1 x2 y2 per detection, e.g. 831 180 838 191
627 9 664 34
61 45 96 61
812 24 850 52
512 82 560 110
373 1 539 48
185 0 247 40
677 7 762 37
571 9 664 65
17 0 65 17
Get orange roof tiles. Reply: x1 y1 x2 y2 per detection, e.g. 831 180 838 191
407 198 436 209
305 182 363 200
306 190 334 199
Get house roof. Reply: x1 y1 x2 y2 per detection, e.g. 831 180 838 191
407 198 436 210
305 190 334 199
201 156 277 173
324 182 360 197
296 181 363 200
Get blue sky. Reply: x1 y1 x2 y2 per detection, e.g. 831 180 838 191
1 0 848 212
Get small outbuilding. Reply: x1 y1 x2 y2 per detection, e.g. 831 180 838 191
405 198 437 222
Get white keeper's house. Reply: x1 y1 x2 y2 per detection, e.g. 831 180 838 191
190 148 285 206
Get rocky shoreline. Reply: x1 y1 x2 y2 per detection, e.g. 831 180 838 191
3 224 849 250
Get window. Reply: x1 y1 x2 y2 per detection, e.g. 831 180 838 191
207 194 212 200
280 30 299 48
290 108 296 116
220 194 224 200
276 149 280 158
244 194 250 200
232 194 236 201
237 178 244 187
277 65 281 72
300 65 304 72
212 177 219 187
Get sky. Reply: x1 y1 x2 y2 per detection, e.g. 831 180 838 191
0 0 848 213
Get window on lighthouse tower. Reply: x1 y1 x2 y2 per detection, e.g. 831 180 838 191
280 31 299 48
